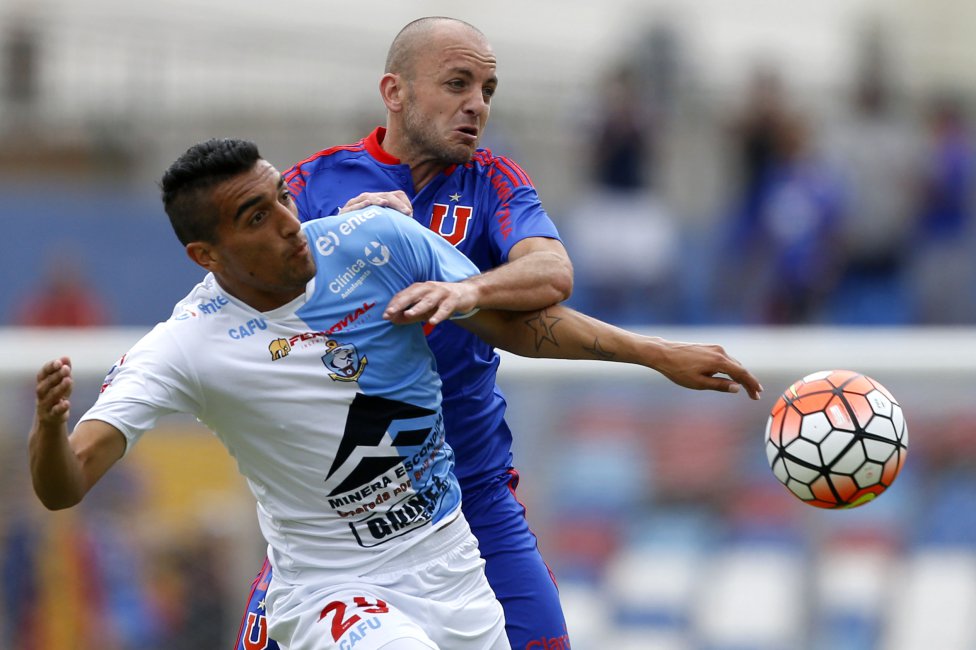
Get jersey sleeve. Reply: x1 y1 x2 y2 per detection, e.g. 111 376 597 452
79 325 202 455
283 162 318 223
485 156 562 263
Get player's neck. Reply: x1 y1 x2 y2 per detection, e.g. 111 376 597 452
214 274 305 313
380 127 444 193
406 159 444 193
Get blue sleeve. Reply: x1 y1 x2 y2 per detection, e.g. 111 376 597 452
285 160 340 223
294 184 314 223
484 158 562 263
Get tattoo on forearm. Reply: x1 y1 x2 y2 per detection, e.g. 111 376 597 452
583 337 615 360
525 310 562 350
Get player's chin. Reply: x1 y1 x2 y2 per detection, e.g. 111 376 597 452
446 148 475 165
443 139 477 162
290 259 316 285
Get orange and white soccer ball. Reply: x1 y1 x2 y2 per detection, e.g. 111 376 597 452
765 370 908 508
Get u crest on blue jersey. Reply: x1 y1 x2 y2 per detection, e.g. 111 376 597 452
429 203 473 246
322 340 367 381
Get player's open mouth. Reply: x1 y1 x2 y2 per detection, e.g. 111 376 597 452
455 127 478 143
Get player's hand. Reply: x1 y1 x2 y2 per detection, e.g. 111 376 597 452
652 340 763 400
384 281 479 326
339 191 413 216
35 357 74 428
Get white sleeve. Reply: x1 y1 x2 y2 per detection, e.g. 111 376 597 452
79 324 202 455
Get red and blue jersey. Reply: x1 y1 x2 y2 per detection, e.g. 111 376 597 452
284 127 562 488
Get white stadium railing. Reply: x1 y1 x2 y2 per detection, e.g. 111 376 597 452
4 326 975 379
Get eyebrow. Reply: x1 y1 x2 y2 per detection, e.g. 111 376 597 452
233 175 285 222
447 67 498 85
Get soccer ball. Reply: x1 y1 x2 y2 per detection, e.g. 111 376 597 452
764 370 908 509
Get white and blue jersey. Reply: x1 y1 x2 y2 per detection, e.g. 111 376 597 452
82 207 480 584
285 127 562 489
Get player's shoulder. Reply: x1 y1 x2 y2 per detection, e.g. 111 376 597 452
165 274 235 328
283 138 371 192
467 147 536 189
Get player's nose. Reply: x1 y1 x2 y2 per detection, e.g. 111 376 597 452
462 90 489 116
275 203 302 236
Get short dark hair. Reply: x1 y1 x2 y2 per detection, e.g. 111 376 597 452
160 138 261 246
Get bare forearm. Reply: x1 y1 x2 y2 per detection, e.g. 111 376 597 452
478 305 654 362
29 420 88 510
466 305 763 399
382 239 573 326
464 250 573 311
30 358 125 509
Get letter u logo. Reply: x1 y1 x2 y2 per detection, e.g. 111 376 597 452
241 612 268 650
429 204 473 246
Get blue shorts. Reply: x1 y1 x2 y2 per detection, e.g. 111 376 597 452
233 470 570 650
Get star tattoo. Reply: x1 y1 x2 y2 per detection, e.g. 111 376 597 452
583 337 615 359
525 310 562 350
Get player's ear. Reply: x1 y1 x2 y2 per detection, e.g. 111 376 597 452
186 241 218 271
379 73 405 113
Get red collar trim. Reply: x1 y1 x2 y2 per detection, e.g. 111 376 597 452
365 126 460 179
364 127 401 165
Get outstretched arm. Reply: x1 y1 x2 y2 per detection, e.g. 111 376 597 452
29 357 127 510
457 306 764 399
383 237 573 325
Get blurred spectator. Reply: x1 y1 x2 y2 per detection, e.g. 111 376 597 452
564 63 680 324
14 249 111 327
2 15 40 113
590 64 655 191
725 65 795 245
823 28 920 324
710 65 798 322
908 95 976 323
755 115 846 324
633 21 683 117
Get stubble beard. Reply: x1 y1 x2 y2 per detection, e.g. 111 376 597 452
402 100 476 167
286 244 317 291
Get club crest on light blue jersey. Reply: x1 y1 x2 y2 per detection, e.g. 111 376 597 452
322 340 367 381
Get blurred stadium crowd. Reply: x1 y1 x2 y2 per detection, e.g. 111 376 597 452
0 1 973 329
1 1 975 648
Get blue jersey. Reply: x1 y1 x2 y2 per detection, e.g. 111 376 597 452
285 127 562 488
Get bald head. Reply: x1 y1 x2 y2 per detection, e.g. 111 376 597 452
385 17 488 78
379 16 497 181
